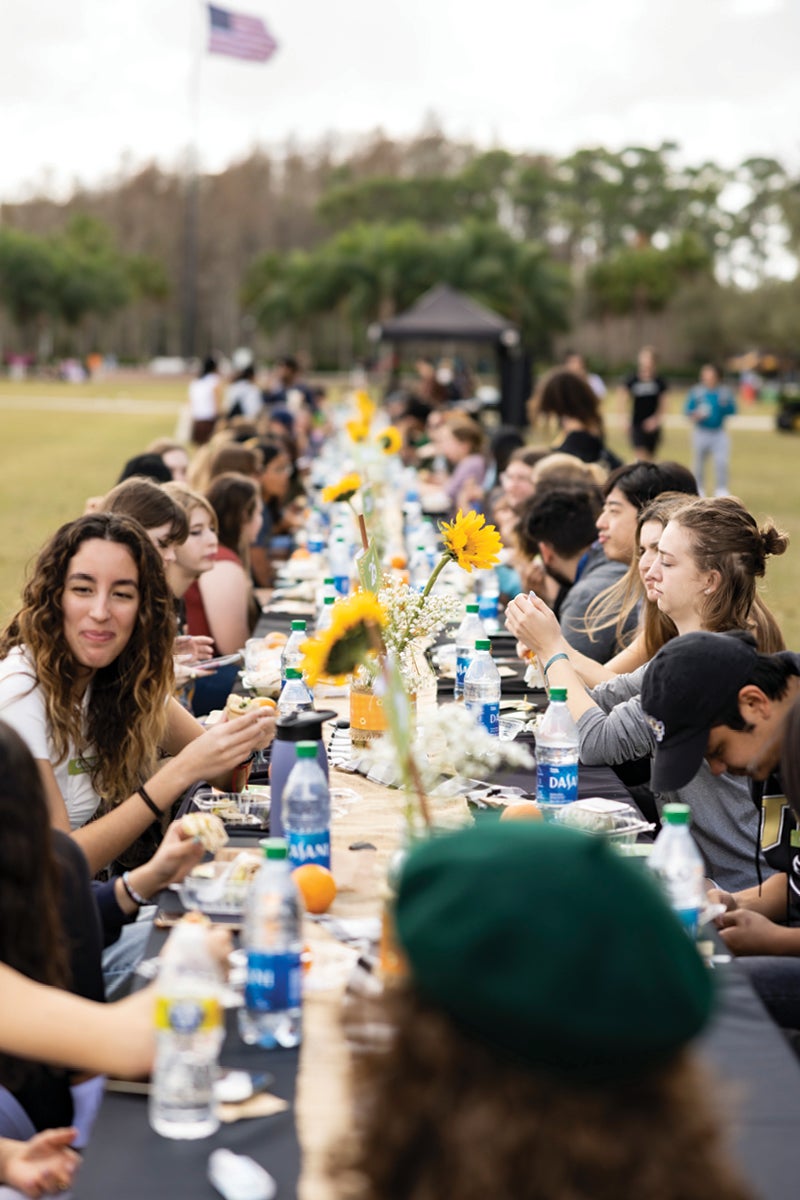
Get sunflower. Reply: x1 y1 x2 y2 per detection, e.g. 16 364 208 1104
440 509 503 573
346 417 370 444
376 425 403 455
301 592 386 686
321 472 362 505
355 390 377 425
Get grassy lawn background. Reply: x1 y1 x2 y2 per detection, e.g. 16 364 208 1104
0 376 798 645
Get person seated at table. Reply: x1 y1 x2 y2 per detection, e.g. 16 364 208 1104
184 473 263 715
431 413 487 516
102 477 215 689
529 369 623 472
506 496 787 892
640 633 800 1030
0 512 273 878
248 441 297 588
0 720 206 1140
145 438 190 483
340 822 752 1200
515 482 631 661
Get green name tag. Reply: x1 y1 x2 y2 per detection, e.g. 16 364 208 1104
356 541 382 594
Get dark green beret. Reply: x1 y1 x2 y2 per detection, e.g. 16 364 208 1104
395 821 713 1083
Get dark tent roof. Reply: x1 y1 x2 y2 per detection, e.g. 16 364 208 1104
376 284 517 343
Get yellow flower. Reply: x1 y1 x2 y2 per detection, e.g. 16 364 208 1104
346 417 370 444
376 425 403 455
321 472 362 505
301 592 386 686
355 390 377 425
440 509 503 573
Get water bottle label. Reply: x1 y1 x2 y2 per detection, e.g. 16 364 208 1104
478 596 499 621
154 996 222 1034
307 538 325 554
288 828 331 869
674 906 700 939
455 653 472 692
536 761 578 805
465 700 499 736
333 575 350 597
244 951 302 1013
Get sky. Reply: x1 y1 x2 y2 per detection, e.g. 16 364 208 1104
2 0 800 202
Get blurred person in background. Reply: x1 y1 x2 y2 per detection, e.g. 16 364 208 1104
685 363 737 497
145 438 190 482
530 370 622 472
188 356 222 446
249 441 299 588
625 346 669 461
564 348 607 400
433 413 487 516
225 363 263 420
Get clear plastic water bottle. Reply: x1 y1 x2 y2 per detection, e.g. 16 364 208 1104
238 838 303 1049
149 920 224 1139
477 567 501 627
277 668 313 716
329 536 351 597
283 740 331 869
409 544 429 592
315 595 336 632
316 576 336 621
535 687 579 814
463 639 501 735
306 506 326 556
648 803 706 938
280 620 307 685
454 603 486 700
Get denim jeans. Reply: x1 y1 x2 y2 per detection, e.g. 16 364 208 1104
692 426 730 495
101 905 155 1000
737 955 800 1030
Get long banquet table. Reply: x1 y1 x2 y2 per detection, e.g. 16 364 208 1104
75 606 800 1198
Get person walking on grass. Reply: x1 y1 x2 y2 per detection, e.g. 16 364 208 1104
685 363 736 496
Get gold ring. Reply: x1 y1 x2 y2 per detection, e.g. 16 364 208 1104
190 670 196 681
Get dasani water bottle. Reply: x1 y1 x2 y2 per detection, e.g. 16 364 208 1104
535 687 579 813
454 603 486 700
648 803 705 938
464 639 501 735
283 741 331 869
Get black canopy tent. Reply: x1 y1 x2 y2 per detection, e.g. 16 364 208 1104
371 284 531 428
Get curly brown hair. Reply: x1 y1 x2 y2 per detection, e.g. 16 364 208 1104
0 513 176 806
530 369 605 438
0 722 69 1091
336 984 753 1200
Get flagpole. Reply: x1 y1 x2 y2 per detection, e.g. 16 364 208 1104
181 0 204 361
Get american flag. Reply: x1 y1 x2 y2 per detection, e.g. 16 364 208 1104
208 4 278 62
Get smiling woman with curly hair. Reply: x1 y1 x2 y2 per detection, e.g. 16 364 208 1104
337 823 753 1200
0 513 273 875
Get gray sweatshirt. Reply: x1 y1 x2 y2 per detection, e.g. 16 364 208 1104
559 546 637 663
575 667 772 893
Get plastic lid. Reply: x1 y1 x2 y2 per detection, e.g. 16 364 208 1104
295 741 318 759
549 687 567 702
662 803 691 825
475 639 490 651
285 667 302 679
276 710 335 742
324 576 334 585
323 595 335 605
261 837 288 860
291 620 307 631
466 604 479 614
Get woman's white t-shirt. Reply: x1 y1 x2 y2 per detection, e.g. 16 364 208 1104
0 647 100 829
189 373 220 420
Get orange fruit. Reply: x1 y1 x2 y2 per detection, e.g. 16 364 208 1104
292 864 337 913
250 696 277 712
500 801 543 822
263 632 288 649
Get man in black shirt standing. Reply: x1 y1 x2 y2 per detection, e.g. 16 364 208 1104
625 346 669 462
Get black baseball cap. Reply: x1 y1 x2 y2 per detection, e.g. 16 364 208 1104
640 631 759 792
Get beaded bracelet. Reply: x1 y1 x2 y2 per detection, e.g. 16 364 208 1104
543 652 570 678
121 871 148 908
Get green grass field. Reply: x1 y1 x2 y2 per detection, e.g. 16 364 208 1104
0 376 798 645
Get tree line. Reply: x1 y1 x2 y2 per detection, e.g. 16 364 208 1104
1 128 798 367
